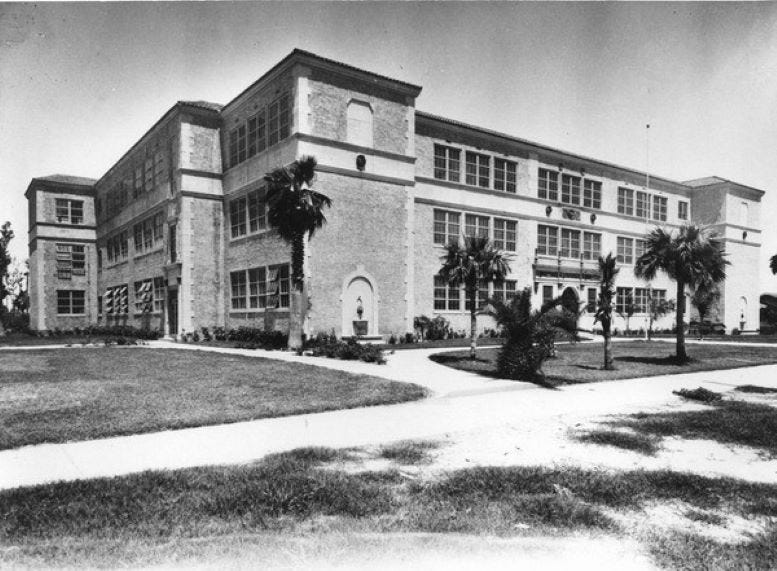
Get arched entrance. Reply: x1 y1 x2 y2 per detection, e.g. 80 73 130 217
561 287 579 315
341 268 379 337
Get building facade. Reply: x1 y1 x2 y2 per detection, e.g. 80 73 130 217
26 49 764 337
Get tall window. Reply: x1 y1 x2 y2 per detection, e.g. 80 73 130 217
616 287 632 314
230 198 247 238
616 237 634 265
248 267 266 309
537 225 558 256
652 195 667 221
144 157 154 191
635 239 647 261
433 210 460 245
538 169 559 201
634 288 649 314
493 280 517 302
678 201 689 220
587 288 597 313
230 271 247 309
229 93 289 169
433 145 461 182
143 218 153 250
464 214 489 239
434 275 460 311
560 228 581 258
542 285 554 306
617 188 634 216
153 277 165 312
55 243 85 279
494 159 517 193
582 232 601 260
229 130 239 168
493 219 517 251
465 152 490 188
248 190 267 233
347 100 373 147
55 199 84 224
635 191 650 218
57 290 85 315
153 212 164 243
583 180 601 209
561 174 581 205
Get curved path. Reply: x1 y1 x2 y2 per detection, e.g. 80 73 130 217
1 340 777 490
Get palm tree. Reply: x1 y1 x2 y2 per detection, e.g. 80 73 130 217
594 253 619 370
770 254 777 275
634 225 728 362
264 156 332 350
439 235 511 359
486 288 576 386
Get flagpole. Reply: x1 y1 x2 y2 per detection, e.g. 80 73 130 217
644 123 651 341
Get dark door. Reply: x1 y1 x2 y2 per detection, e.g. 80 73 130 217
167 288 178 336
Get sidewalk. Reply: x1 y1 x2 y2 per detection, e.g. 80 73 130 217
3 339 777 490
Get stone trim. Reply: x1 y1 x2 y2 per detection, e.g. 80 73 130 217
179 168 223 180
180 191 225 201
295 133 416 164
316 164 414 186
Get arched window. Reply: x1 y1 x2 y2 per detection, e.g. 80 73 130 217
347 100 373 148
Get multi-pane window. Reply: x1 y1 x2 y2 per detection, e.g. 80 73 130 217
635 191 650 218
229 130 239 168
267 93 290 147
616 287 633 314
229 93 289 168
231 265 291 310
433 210 460 246
587 288 597 313
561 174 581 205
464 214 489 239
617 237 634 265
57 290 85 315
133 223 143 253
153 277 165 312
230 271 247 309
538 168 559 201
634 288 649 314
583 180 601 209
617 188 634 216
634 239 647 261
560 228 581 258
154 150 166 186
133 213 163 254
434 275 460 311
230 197 247 238
678 201 689 220
143 218 153 251
104 284 129 315
134 279 154 313
153 212 164 243
55 199 84 224
465 152 490 188
537 225 558 256
493 219 517 252
248 190 267 233
144 157 154 191
465 282 491 311
494 159 517 193
492 280 517 303
582 232 601 260
55 244 85 279
134 166 143 197
652 195 667 221
433 144 461 182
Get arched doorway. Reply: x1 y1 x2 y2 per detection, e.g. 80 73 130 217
561 287 579 315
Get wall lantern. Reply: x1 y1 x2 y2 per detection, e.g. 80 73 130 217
590 213 597 224
743 231 748 240
580 167 586 177
356 155 366 171
558 163 564 172
545 205 553 217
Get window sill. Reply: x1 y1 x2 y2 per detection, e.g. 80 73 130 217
229 230 274 244
134 247 164 261
56 313 87 317
104 259 130 270
229 309 290 316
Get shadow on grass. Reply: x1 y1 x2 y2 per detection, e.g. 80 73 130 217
737 385 777 394
379 440 439 465
574 430 661 456
615 355 696 367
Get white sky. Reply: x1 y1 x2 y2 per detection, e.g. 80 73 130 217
1 2 775 290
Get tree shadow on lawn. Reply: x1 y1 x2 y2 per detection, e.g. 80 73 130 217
615 355 697 367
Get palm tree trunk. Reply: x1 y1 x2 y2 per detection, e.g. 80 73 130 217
603 330 613 370
676 280 687 361
288 232 305 351
469 285 477 360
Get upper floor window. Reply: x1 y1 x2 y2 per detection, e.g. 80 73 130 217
434 145 461 182
57 290 85 315
494 159 517 193
230 197 247 238
56 243 85 279
347 100 373 147
267 93 290 148
433 209 460 246
247 109 267 157
583 180 601 209
635 191 650 218
678 201 689 221
560 228 581 258
55 199 84 224
635 238 647 261
582 232 601 260
106 231 128 263
493 219 517 252
617 236 634 265
538 169 559 201
652 195 667 222
561 174 581 206
229 92 290 169
537 225 558 256
133 212 164 255
465 152 490 188
617 188 634 216
230 189 267 239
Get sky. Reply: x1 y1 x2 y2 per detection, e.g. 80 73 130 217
1 2 775 290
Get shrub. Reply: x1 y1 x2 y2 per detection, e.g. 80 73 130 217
308 337 386 364
673 387 722 403
388 334 397 345
224 327 288 350
200 327 213 341
404 333 415 344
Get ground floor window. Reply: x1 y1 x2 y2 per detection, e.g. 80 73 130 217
104 284 129 315
492 280 517 303
57 290 85 315
542 285 554 307
587 287 597 313
231 264 290 310
434 275 460 311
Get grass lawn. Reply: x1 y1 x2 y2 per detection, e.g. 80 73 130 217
430 340 777 384
0 348 427 450
2 444 777 568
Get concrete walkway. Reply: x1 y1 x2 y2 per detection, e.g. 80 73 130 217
2 339 777 490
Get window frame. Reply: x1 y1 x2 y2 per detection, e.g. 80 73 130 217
493 158 517 193
57 290 86 315
538 169 559 201
465 151 490 188
617 188 634 216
